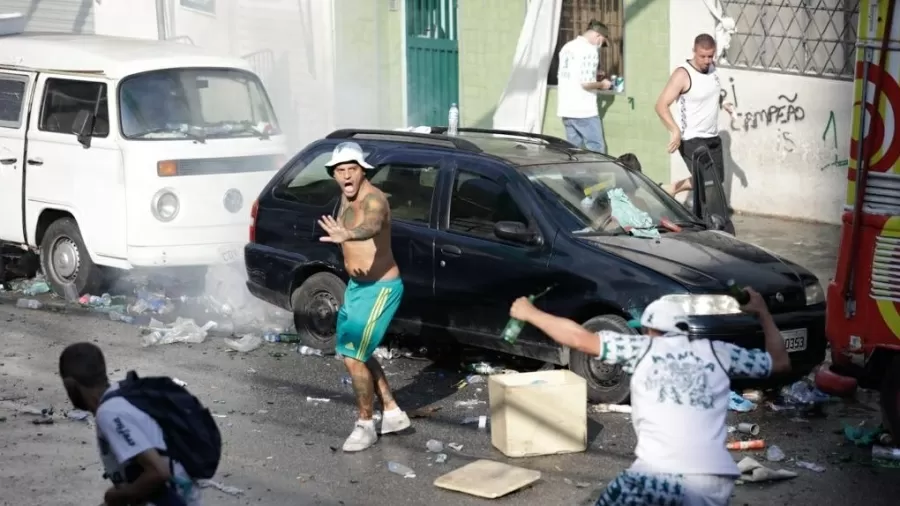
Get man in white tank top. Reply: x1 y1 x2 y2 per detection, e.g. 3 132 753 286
655 34 735 200
509 287 792 506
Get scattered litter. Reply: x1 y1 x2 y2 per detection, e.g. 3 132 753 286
448 443 463 451
306 396 331 403
108 311 135 324
15 298 42 310
32 415 54 425
426 439 444 453
373 347 396 361
466 362 505 375
409 405 442 418
141 317 216 346
198 479 244 496
435 453 448 464
563 478 591 488
843 420 885 447
741 389 763 403
454 400 485 408
297 345 324 357
66 410 91 422
728 391 756 412
781 380 831 406
593 403 632 414
872 445 900 463
387 461 415 478
795 460 825 473
461 415 488 429
734 423 760 436
727 440 765 450
172 378 187 387
212 414 227 418
224 334 263 353
765 445 785 462
736 457 798 483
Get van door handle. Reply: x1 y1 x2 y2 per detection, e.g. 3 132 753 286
27 158 43 166
440 245 462 257
0 158 16 165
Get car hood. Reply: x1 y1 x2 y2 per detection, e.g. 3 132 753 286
580 230 816 293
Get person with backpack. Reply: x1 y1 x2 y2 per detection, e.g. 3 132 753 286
59 342 221 506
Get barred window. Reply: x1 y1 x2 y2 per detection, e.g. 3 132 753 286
720 0 859 80
548 0 625 86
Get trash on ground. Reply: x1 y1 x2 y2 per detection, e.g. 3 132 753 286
434 453 448 464
461 415 488 429
66 409 91 422
454 400 485 408
172 378 187 387
727 440 765 450
108 311 135 324
306 396 331 403
872 445 900 463
728 391 757 412
741 389 763 403
141 317 216 346
563 477 591 488
387 461 416 478
409 405 442 418
781 380 831 406
224 334 263 353
765 445 786 462
297 345 324 356
198 479 244 496
466 362 507 375
15 298 42 310
426 439 444 452
448 442 463 451
8 275 50 296
433 459 541 499
734 422 760 436
735 457 798 483
795 460 825 473
843 420 885 447
593 403 632 414
32 415 54 425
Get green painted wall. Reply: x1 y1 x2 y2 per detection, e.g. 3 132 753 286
457 0 671 183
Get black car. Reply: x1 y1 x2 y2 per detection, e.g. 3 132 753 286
245 127 826 404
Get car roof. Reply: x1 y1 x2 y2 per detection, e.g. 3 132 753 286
0 32 253 79
325 128 620 168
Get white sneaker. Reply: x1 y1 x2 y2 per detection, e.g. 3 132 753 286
342 421 378 452
380 409 411 434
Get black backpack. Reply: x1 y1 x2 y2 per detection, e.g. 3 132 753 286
101 370 222 480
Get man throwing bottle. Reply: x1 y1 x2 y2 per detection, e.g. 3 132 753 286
509 287 791 505
318 142 411 452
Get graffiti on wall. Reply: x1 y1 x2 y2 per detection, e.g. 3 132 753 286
819 110 849 171
718 77 806 133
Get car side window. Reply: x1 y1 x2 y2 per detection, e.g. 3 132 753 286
274 147 374 207
368 164 436 225
0 75 28 129
39 78 110 137
448 170 528 240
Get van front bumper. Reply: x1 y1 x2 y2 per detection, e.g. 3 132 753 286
126 242 245 268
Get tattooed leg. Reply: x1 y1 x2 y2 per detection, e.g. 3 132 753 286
343 356 375 419
366 357 399 412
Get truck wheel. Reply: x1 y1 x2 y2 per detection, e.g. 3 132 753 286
40 218 102 297
291 272 346 354
881 355 900 442
568 314 634 404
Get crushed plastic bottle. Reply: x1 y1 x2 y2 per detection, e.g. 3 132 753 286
141 318 216 346
297 345 324 357
425 439 444 453
108 311 135 324
224 334 263 353
16 298 42 310
434 453 448 464
765 445 786 462
387 461 415 478
22 279 50 296
795 460 825 473
263 331 281 342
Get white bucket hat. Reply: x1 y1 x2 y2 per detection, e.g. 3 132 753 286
638 298 690 334
324 141 374 170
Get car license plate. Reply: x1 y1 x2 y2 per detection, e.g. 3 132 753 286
782 329 807 352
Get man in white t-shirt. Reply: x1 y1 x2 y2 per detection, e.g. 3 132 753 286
557 20 613 153
510 287 791 505
59 343 201 506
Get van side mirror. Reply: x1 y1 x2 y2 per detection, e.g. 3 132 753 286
494 221 540 245
72 110 94 148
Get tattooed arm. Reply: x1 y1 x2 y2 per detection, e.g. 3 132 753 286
346 192 388 241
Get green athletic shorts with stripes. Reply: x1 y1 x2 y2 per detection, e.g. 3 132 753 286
335 277 404 362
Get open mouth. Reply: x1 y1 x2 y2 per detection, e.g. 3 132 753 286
342 182 355 193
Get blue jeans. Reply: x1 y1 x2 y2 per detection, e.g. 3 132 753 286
562 116 606 154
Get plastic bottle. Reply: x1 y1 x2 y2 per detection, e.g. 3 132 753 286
501 285 556 344
16 298 42 310
108 311 135 324
425 439 444 452
387 461 415 478
872 445 900 461
726 279 750 305
278 333 302 343
448 103 459 136
297 345 324 357
263 331 280 343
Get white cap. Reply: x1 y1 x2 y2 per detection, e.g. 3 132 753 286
639 298 690 334
324 142 373 169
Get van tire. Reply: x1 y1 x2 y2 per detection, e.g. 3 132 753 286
40 218 103 297
291 272 346 354
568 314 634 405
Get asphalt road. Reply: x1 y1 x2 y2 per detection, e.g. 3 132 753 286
1 215 899 505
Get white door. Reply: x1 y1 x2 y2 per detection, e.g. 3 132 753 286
0 70 34 244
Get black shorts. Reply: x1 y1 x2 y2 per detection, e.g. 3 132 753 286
678 135 725 185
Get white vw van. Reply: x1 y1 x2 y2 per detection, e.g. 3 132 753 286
0 29 288 296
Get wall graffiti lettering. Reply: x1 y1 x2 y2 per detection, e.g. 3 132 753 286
777 128 796 153
719 77 806 132
819 110 849 171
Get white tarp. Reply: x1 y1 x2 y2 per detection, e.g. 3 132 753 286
491 0 562 133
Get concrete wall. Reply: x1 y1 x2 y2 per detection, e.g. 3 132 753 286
94 0 157 39
669 1 852 225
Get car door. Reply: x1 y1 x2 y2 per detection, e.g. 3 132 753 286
689 144 735 235
0 70 35 244
433 158 557 348
365 148 442 323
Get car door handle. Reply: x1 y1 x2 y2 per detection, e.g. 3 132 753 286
27 158 43 166
0 158 16 165
440 245 462 257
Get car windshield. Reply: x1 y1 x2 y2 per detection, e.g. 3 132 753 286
119 68 280 140
523 161 702 235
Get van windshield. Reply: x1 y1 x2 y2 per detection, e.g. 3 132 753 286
118 68 280 140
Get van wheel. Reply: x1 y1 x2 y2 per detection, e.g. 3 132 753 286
40 218 102 297
291 272 346 354
568 314 634 404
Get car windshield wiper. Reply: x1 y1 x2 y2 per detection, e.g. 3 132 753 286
134 127 206 143
572 228 630 237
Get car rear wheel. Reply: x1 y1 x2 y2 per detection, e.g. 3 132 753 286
291 272 346 354
568 314 633 404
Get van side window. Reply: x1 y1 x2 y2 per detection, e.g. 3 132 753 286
0 76 27 129
39 79 110 138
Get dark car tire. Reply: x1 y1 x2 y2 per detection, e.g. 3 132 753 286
568 314 634 405
880 355 900 441
39 218 103 297
291 272 346 354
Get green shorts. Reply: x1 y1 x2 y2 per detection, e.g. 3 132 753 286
335 277 404 362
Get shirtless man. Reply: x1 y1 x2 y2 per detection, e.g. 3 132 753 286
318 142 411 452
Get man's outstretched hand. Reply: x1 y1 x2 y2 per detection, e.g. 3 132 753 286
319 215 353 244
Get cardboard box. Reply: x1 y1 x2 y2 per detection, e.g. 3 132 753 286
489 370 587 457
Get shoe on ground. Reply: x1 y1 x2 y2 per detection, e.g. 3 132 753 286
380 409 411 434
342 421 378 452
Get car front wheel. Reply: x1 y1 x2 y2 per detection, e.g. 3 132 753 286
568 314 634 404
291 272 346 354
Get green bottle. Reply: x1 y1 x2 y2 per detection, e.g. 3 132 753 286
502 285 555 344
726 279 750 305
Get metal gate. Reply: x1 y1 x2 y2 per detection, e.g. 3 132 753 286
405 0 459 127
0 0 95 34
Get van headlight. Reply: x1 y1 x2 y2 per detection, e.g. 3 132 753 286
659 294 741 316
151 189 180 222
805 282 825 305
